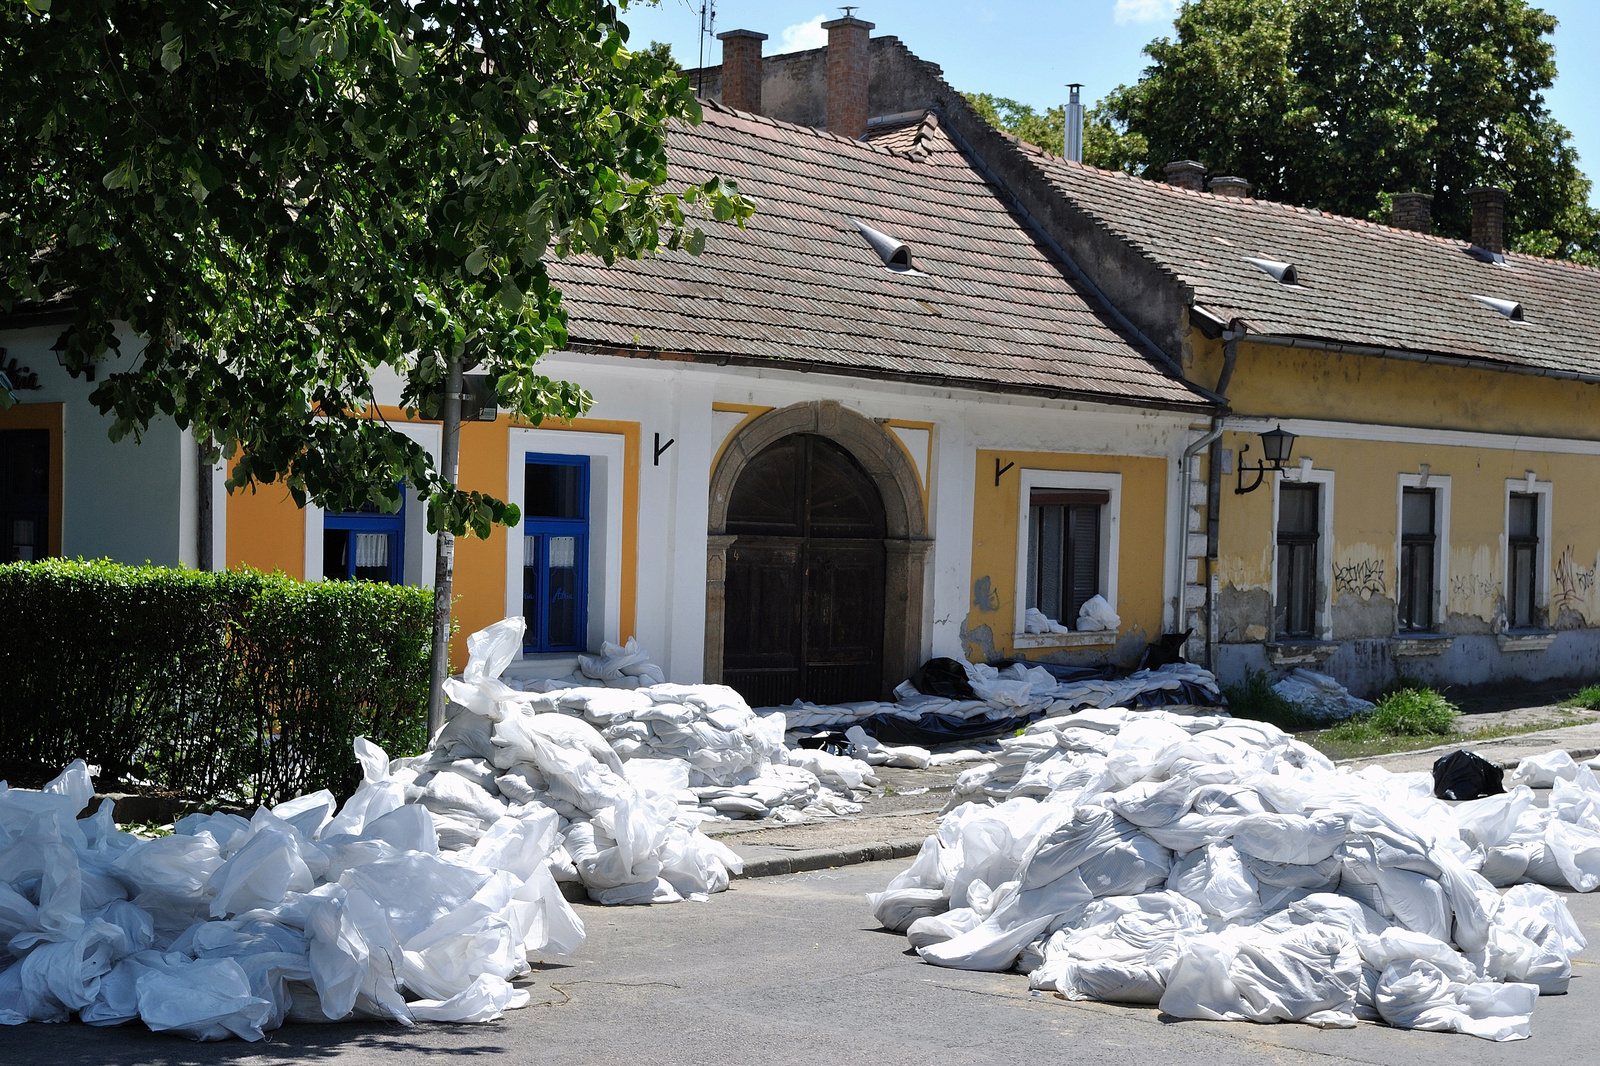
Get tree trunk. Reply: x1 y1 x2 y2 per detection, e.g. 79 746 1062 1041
427 354 465 740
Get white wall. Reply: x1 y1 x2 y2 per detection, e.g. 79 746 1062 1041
1 322 187 566
520 349 1198 681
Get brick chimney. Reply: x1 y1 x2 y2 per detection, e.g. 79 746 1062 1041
717 29 767 114
1390 191 1433 233
1209 176 1251 199
1164 160 1206 192
822 14 873 139
1470 187 1506 255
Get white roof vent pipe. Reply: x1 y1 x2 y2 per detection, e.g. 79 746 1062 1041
1243 257 1299 285
1472 294 1525 321
1064 83 1084 164
849 217 921 273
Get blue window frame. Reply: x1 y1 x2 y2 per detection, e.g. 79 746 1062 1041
523 453 589 652
324 489 405 584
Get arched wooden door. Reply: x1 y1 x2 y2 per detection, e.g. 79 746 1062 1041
723 434 887 707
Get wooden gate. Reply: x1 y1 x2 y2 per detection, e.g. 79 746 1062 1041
723 434 887 707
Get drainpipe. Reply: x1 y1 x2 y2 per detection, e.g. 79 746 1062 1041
1201 326 1244 670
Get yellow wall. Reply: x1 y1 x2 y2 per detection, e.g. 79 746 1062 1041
226 463 304 578
1197 334 1600 640
1190 337 1600 438
224 410 641 670
0 402 64 558
966 448 1169 662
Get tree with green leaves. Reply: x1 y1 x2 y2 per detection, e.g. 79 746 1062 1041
964 92 1147 174
1 0 751 726
1095 0 1598 262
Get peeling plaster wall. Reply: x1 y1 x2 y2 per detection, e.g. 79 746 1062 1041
1202 336 1600 694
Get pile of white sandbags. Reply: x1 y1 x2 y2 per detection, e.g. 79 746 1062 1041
0 744 585 1038
777 661 1224 735
871 709 1595 1041
1272 668 1375 722
447 618 878 822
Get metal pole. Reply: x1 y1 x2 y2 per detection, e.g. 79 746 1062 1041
427 354 464 740
196 433 214 571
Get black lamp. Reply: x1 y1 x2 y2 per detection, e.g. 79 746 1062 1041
51 329 94 382
1235 423 1297 494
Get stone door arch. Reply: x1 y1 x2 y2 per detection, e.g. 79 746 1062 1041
706 400 930 698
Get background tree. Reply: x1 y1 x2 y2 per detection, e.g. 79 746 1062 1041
964 92 1147 173
1 0 751 724
1095 0 1599 262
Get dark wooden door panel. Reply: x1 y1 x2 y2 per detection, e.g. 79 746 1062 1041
724 434 888 706
805 541 886 662
725 541 802 667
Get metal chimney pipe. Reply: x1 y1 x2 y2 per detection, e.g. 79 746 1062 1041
1064 83 1084 163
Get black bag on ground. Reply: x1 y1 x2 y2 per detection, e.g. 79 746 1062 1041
1432 749 1506 801
908 657 977 700
1141 630 1193 670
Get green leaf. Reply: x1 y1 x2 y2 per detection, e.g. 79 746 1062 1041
685 227 706 255
498 276 524 311
463 249 488 276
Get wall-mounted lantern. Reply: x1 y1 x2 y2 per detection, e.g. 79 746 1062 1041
1235 423 1297 494
51 329 94 382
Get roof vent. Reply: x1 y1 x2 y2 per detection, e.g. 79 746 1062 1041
850 218 918 273
1472 294 1524 322
1243 257 1298 285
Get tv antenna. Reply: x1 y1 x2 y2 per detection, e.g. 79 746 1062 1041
697 0 716 95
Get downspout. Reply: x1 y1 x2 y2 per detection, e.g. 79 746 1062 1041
1202 327 1244 670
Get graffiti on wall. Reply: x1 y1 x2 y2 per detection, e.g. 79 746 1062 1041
1334 558 1387 598
1452 572 1496 599
1553 545 1595 615
972 575 999 612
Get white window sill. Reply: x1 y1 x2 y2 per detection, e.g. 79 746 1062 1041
1013 630 1118 649
1392 635 1455 658
503 654 582 681
1265 640 1338 666
1497 631 1557 653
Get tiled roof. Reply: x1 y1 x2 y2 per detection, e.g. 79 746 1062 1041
547 103 1210 409
1022 145 1600 378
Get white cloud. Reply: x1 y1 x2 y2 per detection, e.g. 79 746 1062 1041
1113 0 1180 24
776 15 828 53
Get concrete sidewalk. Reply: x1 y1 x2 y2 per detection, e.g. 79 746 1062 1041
713 718 1600 881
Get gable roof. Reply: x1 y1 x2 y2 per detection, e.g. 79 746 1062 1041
1019 145 1600 380
545 102 1212 410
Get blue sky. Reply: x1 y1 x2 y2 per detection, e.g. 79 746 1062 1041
622 0 1600 208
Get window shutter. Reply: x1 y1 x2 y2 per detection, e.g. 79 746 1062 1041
1066 504 1100 621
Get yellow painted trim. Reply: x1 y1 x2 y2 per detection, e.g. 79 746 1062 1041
710 402 773 477
0 402 64 558
883 418 935 521
516 416 642 643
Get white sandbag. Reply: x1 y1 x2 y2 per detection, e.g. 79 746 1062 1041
1375 959 1537 1041
1160 924 1360 1027
1230 812 1348 866
1166 845 1261 923
1076 595 1120 632
408 973 531 1023
1510 750 1580 789
136 956 276 1041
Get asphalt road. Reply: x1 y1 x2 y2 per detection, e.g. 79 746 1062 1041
6 858 1598 1066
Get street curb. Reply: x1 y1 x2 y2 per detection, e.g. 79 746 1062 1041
734 838 927 879
1338 742 1600 770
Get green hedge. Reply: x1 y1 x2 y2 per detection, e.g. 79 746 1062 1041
0 559 431 804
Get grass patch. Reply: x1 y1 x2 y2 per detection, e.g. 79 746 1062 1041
1320 687 1459 750
1560 684 1600 711
1222 670 1319 732
1311 689 1598 761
